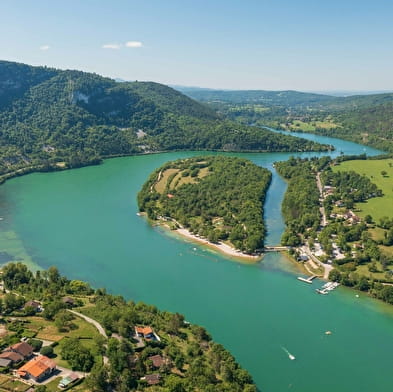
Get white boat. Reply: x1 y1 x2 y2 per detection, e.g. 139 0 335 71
281 346 296 360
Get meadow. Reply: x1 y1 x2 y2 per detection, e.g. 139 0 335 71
333 158 393 222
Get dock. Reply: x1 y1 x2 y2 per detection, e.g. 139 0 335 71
297 275 317 284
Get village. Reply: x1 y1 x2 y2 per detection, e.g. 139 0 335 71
293 176 367 282
0 288 170 391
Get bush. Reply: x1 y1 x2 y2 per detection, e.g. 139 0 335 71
27 338 43 351
40 346 54 357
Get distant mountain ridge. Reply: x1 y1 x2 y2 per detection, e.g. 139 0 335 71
177 86 393 153
0 60 330 180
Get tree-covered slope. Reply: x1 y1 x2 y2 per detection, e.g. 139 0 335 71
1 263 257 391
0 60 330 181
138 156 271 253
182 87 393 153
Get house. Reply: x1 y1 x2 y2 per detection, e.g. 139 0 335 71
149 354 165 369
24 300 42 312
0 358 12 368
135 326 155 340
62 297 75 307
17 355 56 382
143 374 161 385
59 373 79 388
0 351 24 365
2 342 34 361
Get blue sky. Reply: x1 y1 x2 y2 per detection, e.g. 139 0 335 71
1 0 393 90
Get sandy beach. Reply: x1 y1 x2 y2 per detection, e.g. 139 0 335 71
176 228 262 261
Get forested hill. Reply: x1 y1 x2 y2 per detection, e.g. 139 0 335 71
177 87 336 107
0 60 329 181
1 263 257 391
177 87 393 153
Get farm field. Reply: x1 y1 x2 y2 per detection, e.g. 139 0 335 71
333 158 393 222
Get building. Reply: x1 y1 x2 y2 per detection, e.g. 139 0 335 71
143 374 161 385
24 300 42 312
135 326 155 340
0 342 34 364
0 351 24 365
17 355 56 382
149 354 165 369
0 358 12 368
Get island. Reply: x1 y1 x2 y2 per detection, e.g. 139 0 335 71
275 155 393 305
138 156 272 259
0 262 256 392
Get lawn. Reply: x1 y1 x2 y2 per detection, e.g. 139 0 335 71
333 158 393 222
20 314 101 342
43 376 87 392
0 379 30 392
369 227 386 242
356 263 393 282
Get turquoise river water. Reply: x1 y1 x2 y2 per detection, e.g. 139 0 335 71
0 131 392 391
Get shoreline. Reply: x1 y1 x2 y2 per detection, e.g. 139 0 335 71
175 228 262 262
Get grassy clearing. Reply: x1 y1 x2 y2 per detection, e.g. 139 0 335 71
0 379 30 392
285 119 340 132
154 168 179 193
156 166 211 193
356 263 393 281
21 315 101 342
380 245 393 257
369 227 386 242
333 159 393 222
44 377 62 392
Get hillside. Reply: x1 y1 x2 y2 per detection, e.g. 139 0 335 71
0 60 330 182
179 88 393 153
138 156 271 254
0 263 257 391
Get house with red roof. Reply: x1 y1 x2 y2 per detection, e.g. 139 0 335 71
17 355 56 382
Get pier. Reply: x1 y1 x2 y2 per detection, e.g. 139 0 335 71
297 275 317 284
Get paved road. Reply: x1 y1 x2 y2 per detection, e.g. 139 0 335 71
67 309 109 365
67 309 108 338
303 245 333 280
316 172 328 227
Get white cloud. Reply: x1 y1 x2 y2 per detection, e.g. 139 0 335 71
125 41 143 48
102 43 122 50
39 45 50 51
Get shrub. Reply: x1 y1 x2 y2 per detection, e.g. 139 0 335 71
40 346 54 357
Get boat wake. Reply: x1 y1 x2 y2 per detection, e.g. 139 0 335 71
281 346 296 360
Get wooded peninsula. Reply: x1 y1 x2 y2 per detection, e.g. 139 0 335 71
138 156 271 255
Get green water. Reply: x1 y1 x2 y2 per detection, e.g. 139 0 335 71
0 134 392 391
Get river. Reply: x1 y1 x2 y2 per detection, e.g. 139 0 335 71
0 132 392 391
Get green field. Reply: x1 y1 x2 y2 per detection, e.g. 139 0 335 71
283 119 340 132
333 158 393 222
